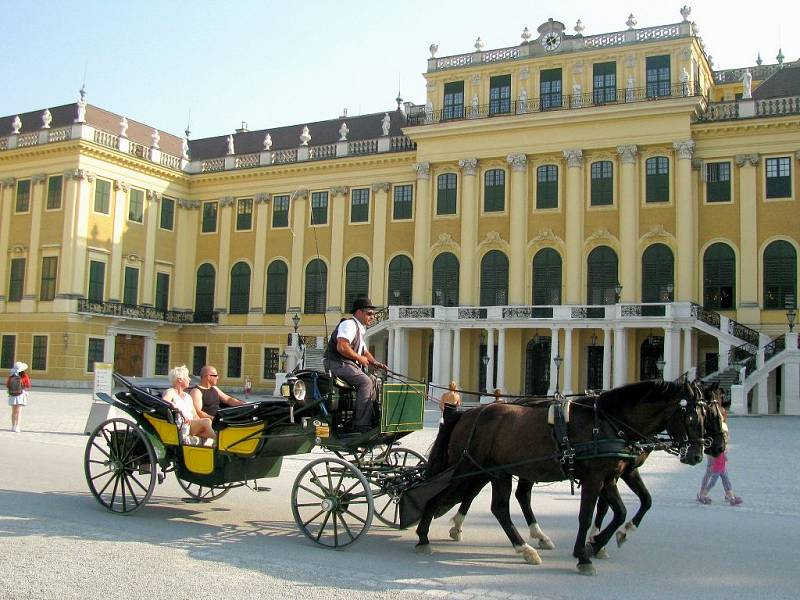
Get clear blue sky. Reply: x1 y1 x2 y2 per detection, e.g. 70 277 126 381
1 0 797 139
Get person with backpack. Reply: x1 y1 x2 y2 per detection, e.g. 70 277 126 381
6 361 31 432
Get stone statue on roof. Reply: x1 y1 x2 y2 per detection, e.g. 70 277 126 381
41 109 52 129
226 134 235 155
424 100 433 123
339 122 349 141
680 67 690 96
75 86 87 123
263 132 272 151
151 128 160 149
626 75 635 102
299 125 311 146
571 81 582 108
181 137 189 160
381 113 391 136
11 115 21 134
741 69 752 99
119 117 128 138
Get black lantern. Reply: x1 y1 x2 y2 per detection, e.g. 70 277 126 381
292 312 300 334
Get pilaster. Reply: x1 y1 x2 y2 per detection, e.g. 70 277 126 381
412 162 431 304
174 199 199 310
328 186 348 312
507 153 528 304
68 170 93 300
288 189 308 310
736 153 760 321
613 326 628 386
370 182 390 305
458 159 478 304
215 196 234 312
563 149 584 304
141 190 160 306
249 193 271 316
22 174 47 308
108 180 129 302
562 327 574 395
673 140 696 301
617 145 638 302
0 179 15 306
496 327 506 391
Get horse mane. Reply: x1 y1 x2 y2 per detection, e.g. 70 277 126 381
596 380 684 416
425 411 463 477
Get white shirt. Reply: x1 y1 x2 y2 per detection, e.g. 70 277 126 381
336 318 366 355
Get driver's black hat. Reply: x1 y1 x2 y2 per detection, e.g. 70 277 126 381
351 297 377 313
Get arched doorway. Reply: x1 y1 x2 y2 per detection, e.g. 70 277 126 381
525 336 551 395
640 335 664 380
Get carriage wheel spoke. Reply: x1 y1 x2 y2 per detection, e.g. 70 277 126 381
315 511 332 542
341 508 367 525
300 509 325 529
90 440 112 461
333 511 339 546
95 470 116 494
121 473 140 506
297 484 325 500
336 511 356 541
127 471 150 494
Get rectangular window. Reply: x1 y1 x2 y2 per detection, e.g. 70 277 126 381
15 179 31 212
392 185 413 220
46 175 63 209
646 55 671 98
263 347 279 379
706 162 731 202
32 335 47 371
202 201 218 232
536 165 559 209
443 81 465 121
593 62 617 104
484 169 505 212
8 258 25 302
40 256 58 301
123 266 139 305
87 337 104 372
766 157 791 199
227 346 242 378
311 191 328 225
192 346 207 376
155 272 169 311
236 197 253 230
590 161 614 206
128 188 144 223
489 74 512 115
540 68 562 110
88 260 105 302
1 335 16 369
645 157 670 203
160 196 175 230
155 343 170 376
437 173 457 215
94 179 111 214
272 195 289 227
350 188 370 223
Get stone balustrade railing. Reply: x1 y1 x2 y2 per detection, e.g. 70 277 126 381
698 95 800 122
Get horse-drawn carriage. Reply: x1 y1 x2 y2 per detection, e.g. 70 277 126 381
84 369 427 548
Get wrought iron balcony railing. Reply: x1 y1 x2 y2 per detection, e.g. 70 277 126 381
77 298 218 324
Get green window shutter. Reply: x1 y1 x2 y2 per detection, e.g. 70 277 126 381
88 261 105 302
8 258 25 302
195 263 215 315
236 198 253 230
344 257 370 311
155 272 169 311
94 179 111 213
480 251 509 306
40 256 58 301
484 169 505 212
123 266 139 305
587 246 619 305
46 176 63 209
533 248 562 305
443 81 465 120
272 195 289 227
536 165 558 209
437 173 457 215
432 252 459 306
388 256 412 305
229 262 251 314
15 180 31 212
266 261 288 314
128 188 144 222
304 259 327 313
160 196 175 230
645 157 670 203
392 185 413 219
351 188 370 223
202 201 218 232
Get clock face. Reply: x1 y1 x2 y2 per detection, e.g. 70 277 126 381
541 32 562 51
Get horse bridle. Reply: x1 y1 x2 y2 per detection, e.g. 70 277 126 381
663 385 707 459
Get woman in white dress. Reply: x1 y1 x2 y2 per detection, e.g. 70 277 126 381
162 365 215 441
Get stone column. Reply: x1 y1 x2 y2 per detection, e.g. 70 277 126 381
602 327 613 390
431 326 442 398
563 327 574 394
329 186 348 312
458 159 478 305
507 153 528 304
370 182 390 306
485 327 495 392
108 181 128 303
673 140 696 301
22 174 47 309
682 327 694 374
496 327 506 391
736 154 760 322
250 193 271 316
440 327 452 389
663 326 677 380
548 327 560 395
613 326 628 386
452 327 461 386
0 179 15 306
215 196 234 312
617 145 638 301
411 162 431 304
782 333 799 415
563 150 584 304
288 189 308 311
388 327 395 367
141 190 160 305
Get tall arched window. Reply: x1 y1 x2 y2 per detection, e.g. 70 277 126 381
265 260 288 314
229 262 251 314
388 255 412 305
304 259 327 314
195 263 215 317
344 257 370 312
642 244 674 302
532 248 562 305
480 250 509 306
587 246 619 305
432 252 459 306
703 243 736 310
763 240 797 309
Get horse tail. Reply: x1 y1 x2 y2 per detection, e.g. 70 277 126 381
426 411 464 477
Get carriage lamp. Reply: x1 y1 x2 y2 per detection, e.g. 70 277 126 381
656 357 666 379
614 283 623 303
292 312 300 334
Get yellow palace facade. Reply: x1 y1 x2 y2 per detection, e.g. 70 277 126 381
2 10 799 414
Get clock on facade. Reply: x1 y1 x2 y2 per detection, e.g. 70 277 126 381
541 32 561 51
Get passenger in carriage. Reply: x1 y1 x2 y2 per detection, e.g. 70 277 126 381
191 365 245 419
163 365 216 442
323 297 388 434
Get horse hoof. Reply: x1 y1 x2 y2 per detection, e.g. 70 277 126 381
577 563 597 576
415 544 433 556
595 547 610 560
515 543 542 565
537 537 556 550
449 527 463 542
615 531 627 547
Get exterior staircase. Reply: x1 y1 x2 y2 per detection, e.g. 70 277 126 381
301 346 326 371
701 366 742 397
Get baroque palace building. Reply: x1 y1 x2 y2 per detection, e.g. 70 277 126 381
2 9 800 414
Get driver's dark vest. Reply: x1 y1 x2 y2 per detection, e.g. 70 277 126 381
325 318 363 363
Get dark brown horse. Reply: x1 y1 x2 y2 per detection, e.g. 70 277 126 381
415 380 706 575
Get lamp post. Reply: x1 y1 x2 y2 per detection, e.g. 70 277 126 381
292 312 300 334
481 353 490 393
281 351 288 373
656 356 666 380
614 283 623 304
435 288 443 306
787 306 797 333
393 288 400 305
553 354 563 394
666 283 674 302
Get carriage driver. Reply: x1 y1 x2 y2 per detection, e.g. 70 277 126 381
323 297 387 433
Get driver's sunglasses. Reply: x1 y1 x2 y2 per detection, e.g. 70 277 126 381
365 311 376 316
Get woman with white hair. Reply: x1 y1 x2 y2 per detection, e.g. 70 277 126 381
162 365 215 442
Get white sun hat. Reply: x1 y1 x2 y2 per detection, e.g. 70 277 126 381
13 361 29 373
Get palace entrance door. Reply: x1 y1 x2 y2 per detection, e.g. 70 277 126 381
114 334 144 376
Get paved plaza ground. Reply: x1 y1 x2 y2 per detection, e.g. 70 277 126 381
0 388 797 600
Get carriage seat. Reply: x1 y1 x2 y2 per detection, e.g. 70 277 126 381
212 399 292 432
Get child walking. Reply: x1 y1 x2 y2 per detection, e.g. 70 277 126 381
697 404 742 506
